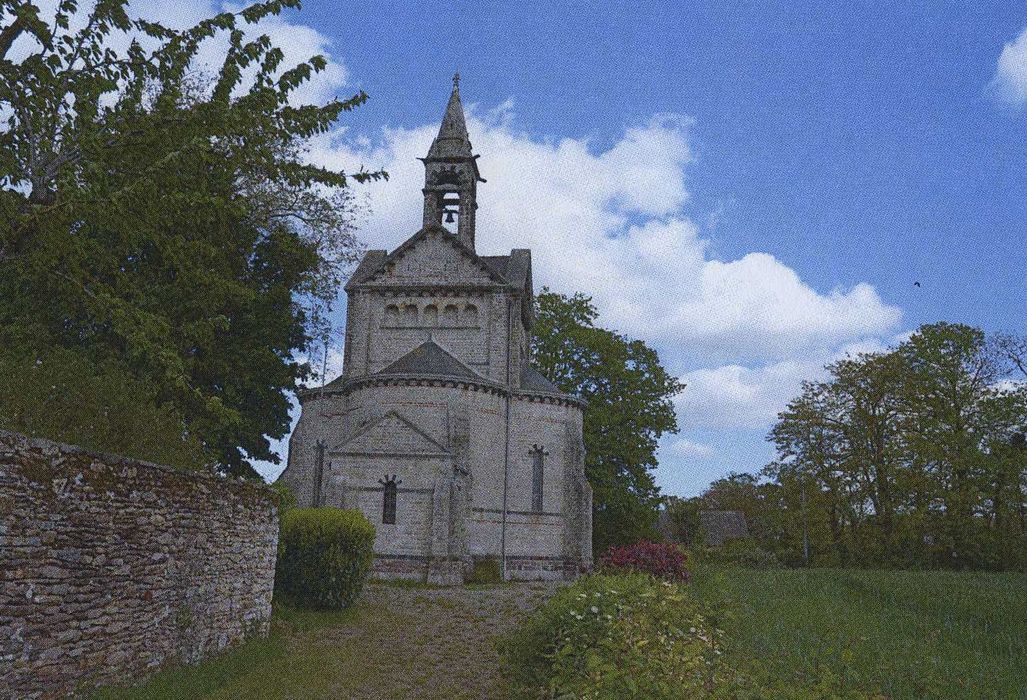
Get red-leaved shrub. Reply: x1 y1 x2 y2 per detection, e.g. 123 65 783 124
599 541 691 582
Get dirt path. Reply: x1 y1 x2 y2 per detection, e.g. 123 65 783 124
201 582 560 700
337 583 559 700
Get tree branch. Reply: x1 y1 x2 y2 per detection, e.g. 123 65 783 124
0 16 25 59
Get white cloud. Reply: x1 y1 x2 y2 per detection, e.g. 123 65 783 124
664 438 717 459
310 103 901 371
991 26 1027 106
676 338 892 431
676 360 819 431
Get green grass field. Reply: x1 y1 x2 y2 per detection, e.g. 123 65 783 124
90 569 1027 699
691 566 1027 699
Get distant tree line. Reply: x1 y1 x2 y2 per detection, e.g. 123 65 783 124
668 323 1027 571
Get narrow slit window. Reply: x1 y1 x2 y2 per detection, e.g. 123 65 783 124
529 445 548 513
380 476 399 524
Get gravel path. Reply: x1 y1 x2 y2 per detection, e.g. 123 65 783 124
319 582 559 700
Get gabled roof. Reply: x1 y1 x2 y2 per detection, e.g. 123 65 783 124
332 409 449 455
377 340 483 381
520 365 561 394
345 225 510 290
699 510 750 547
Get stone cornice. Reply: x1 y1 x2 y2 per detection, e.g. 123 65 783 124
298 375 587 409
346 283 516 295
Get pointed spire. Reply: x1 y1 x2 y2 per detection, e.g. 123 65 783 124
427 72 473 159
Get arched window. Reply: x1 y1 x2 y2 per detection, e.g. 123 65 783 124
462 304 479 327
380 476 400 524
384 304 400 326
529 445 548 513
423 304 439 326
403 304 418 326
442 304 459 325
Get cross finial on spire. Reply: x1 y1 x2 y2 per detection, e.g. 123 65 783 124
453 71 460 90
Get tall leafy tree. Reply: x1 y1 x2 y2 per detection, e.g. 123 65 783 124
0 0 381 474
531 289 684 552
761 322 1027 570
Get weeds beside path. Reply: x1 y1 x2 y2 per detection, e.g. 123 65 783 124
95 582 559 700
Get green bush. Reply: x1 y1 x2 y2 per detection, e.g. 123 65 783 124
500 573 764 699
466 556 502 584
275 508 375 609
269 480 297 516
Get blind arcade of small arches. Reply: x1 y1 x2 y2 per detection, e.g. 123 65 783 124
383 301 480 328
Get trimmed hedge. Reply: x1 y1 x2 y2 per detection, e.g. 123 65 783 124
275 508 375 609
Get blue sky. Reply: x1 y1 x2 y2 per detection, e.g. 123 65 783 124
93 0 1027 494
324 0 1026 329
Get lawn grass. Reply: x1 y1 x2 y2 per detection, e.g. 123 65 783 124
691 566 1027 699
90 597 369 700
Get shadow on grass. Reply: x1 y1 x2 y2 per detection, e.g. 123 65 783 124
88 595 360 700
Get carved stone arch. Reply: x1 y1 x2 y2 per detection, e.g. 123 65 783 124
403 303 418 326
423 303 439 326
442 303 459 325
462 303 479 327
384 304 400 326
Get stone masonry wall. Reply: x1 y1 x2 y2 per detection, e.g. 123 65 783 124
0 431 279 699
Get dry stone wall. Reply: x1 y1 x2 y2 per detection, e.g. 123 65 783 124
0 430 279 699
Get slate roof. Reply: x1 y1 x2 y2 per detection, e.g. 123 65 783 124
376 340 482 380
427 82 474 160
481 255 510 278
699 510 750 547
347 250 387 286
520 365 561 394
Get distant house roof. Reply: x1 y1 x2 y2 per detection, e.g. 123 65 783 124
376 340 483 381
699 510 750 547
519 365 561 394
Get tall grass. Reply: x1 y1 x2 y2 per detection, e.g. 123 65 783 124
692 566 1027 699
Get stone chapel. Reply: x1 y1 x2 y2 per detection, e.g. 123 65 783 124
280 76 593 583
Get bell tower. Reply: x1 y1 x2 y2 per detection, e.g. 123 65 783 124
420 73 485 250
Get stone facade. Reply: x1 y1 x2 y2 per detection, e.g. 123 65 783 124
280 77 593 583
0 430 279 699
